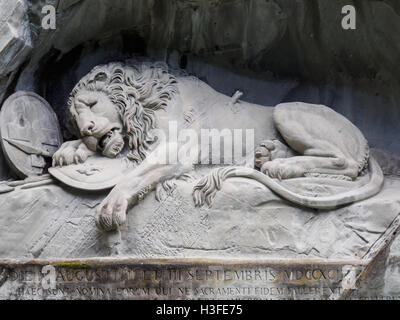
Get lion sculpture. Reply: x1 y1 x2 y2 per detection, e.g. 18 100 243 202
52 59 384 231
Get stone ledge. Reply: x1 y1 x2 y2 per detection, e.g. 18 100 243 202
1 177 400 260
0 258 371 300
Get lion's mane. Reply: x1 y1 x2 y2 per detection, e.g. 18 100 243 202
67 60 178 163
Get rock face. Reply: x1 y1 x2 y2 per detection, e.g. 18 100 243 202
0 1 399 155
0 176 399 260
16 0 400 85
0 0 399 300
0 0 31 76
0 0 32 102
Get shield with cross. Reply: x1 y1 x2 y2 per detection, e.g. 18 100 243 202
0 91 63 178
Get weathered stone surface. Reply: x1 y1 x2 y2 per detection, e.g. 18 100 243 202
383 233 400 296
23 0 400 86
0 0 32 104
371 148 400 177
0 0 32 76
343 227 400 299
0 176 398 260
0 0 399 301
57 0 83 12
0 259 366 300
1 0 397 156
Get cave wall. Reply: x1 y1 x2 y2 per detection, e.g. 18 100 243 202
0 0 399 156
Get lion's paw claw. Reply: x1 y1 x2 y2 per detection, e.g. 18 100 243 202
254 140 292 170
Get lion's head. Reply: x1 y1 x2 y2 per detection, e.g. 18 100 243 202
67 60 178 162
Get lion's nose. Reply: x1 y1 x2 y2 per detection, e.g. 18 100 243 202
81 121 95 136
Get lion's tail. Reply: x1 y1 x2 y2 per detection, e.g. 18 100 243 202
192 157 384 209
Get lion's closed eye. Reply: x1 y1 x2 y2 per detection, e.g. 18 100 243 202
78 96 98 108
87 101 97 108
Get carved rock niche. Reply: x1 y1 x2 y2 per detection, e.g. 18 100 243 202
0 0 399 300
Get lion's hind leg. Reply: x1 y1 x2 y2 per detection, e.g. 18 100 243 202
261 155 359 180
259 137 360 180
267 102 363 180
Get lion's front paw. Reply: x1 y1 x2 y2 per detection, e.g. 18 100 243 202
52 145 77 167
73 148 91 164
261 159 304 180
254 140 292 170
95 189 129 231
52 142 93 167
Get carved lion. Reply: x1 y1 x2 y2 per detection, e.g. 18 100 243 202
52 59 383 231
